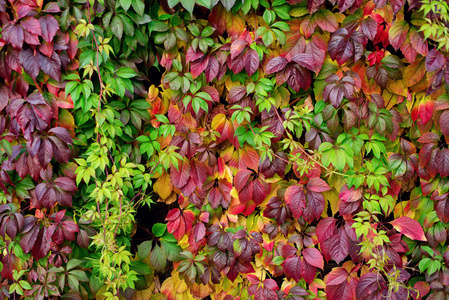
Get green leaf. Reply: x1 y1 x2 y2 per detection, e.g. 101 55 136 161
111 15 124 40
152 223 167 237
130 261 152 275
120 0 132 11
181 0 195 12
116 67 137 78
150 245 166 272
138 240 153 260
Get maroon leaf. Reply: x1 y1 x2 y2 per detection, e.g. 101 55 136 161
39 52 61 81
0 85 8 112
39 15 59 43
337 0 356 12
244 49 259 76
360 18 377 41
307 0 326 13
228 86 247 103
205 56 219 82
20 224 40 254
265 57 289 74
426 49 446 72
329 228 350 263
356 273 386 300
21 17 42 36
437 148 449 177
328 28 367 65
31 226 51 260
2 23 24 49
19 48 40 79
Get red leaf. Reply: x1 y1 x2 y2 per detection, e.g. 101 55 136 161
234 170 253 192
327 267 348 285
337 0 356 12
230 39 248 60
301 260 317 284
193 222 206 242
283 256 302 282
265 57 289 74
39 15 59 43
418 99 434 125
241 146 259 170
284 185 305 219
390 216 426 241
316 217 337 243
410 28 428 56
190 159 207 188
306 177 330 192
171 159 190 188
302 247 324 269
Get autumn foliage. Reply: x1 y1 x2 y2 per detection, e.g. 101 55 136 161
1 0 449 299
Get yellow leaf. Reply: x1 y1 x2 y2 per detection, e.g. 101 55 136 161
190 283 214 299
403 58 426 87
323 190 339 217
154 173 173 199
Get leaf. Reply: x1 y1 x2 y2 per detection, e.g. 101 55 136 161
302 248 323 269
154 172 174 199
390 216 426 241
39 52 61 81
425 49 445 72
39 15 59 43
388 20 408 50
285 185 305 219
360 18 377 40
21 17 42 36
111 15 124 40
313 9 338 33
316 217 337 243
150 245 166 272
440 110 449 138
437 148 449 177
356 273 385 300
308 0 326 13
329 228 350 263
328 28 367 65
307 178 330 192
266 57 289 74
2 23 24 48
244 49 259 77
403 58 425 87
283 256 302 282
193 222 206 242
327 267 348 285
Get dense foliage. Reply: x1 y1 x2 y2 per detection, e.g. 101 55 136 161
1 0 449 299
